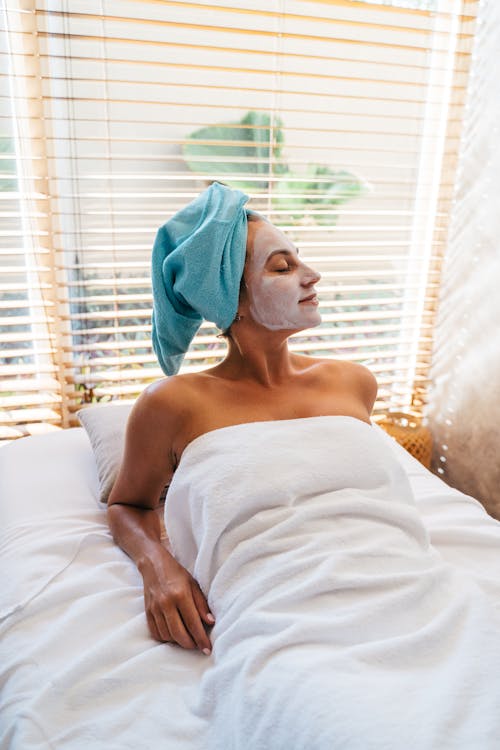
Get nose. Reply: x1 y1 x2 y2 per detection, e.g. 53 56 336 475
301 262 321 286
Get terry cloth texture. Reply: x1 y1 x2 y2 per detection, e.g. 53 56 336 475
165 415 500 749
151 182 250 375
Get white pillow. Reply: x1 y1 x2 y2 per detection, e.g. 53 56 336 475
77 402 133 504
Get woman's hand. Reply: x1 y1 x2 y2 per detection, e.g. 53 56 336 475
139 546 215 654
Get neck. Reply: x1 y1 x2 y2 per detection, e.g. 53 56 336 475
219 332 298 387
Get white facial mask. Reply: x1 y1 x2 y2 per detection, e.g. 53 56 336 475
245 231 322 331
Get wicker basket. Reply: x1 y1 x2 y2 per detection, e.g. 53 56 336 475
377 411 432 469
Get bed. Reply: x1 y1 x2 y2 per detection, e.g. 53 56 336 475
1 405 500 749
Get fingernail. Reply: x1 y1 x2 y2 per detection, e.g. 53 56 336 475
202 648 211 656
206 613 215 623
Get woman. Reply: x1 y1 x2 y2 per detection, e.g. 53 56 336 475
107 182 377 656
108 184 500 748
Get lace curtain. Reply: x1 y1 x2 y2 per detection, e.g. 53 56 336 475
427 0 500 519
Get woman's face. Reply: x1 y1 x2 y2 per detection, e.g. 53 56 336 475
242 219 322 332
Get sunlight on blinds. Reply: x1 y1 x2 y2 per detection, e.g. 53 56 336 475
0 0 477 436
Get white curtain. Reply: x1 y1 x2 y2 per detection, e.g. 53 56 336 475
427 0 500 519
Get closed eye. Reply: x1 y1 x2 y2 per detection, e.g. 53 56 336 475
274 262 297 273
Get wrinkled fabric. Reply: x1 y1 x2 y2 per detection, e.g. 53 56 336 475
165 416 500 749
151 182 250 375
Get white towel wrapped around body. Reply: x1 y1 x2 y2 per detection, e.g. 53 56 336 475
165 416 500 749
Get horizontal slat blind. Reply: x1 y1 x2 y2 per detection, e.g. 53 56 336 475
0 13 65 438
0 0 477 436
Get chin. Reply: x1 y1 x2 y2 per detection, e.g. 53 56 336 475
289 313 322 335
308 311 322 328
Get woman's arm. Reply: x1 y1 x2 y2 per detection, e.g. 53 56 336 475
107 384 214 654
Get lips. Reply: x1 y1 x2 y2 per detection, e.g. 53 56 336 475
299 293 318 304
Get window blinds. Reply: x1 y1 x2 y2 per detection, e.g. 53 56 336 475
0 0 477 438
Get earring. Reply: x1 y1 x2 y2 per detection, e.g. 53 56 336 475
234 313 242 322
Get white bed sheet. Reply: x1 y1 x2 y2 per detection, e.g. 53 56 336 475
1 425 499 749
0 428 207 750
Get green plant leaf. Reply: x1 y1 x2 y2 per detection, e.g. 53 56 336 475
272 165 369 224
182 112 368 223
182 110 287 190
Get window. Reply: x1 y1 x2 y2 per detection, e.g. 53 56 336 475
1 14 65 437
0 0 477 437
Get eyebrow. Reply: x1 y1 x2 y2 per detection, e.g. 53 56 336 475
266 248 300 260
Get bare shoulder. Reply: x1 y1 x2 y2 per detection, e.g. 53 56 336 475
296 354 376 382
136 373 199 420
333 359 378 410
108 375 198 508
128 372 209 445
334 358 377 386
295 355 378 411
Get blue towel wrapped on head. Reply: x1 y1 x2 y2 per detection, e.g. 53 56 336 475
151 182 251 375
